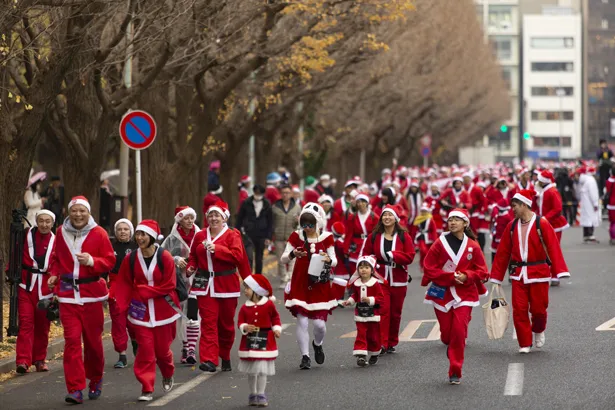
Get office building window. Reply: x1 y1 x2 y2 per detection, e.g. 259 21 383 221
532 136 572 148
531 111 574 120
501 67 512 89
531 87 574 96
531 62 573 72
531 37 574 49
602 19 609 29
488 5 513 30
492 37 512 59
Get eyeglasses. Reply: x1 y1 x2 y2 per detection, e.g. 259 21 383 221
301 223 315 229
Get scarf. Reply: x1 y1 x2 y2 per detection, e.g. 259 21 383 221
413 213 432 226
62 216 97 236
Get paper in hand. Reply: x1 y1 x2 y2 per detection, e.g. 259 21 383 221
443 260 456 273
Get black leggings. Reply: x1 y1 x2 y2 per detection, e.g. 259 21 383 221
477 233 486 251
583 227 595 238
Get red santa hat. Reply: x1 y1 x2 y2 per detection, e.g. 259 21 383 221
381 205 400 222
452 176 463 184
35 209 56 223
512 189 536 207
135 219 164 241
332 221 345 236
244 274 275 301
240 175 251 184
114 218 134 237
174 206 196 223
447 208 469 223
537 170 555 185
410 179 420 188
344 177 361 188
207 200 230 220
587 166 596 174
292 184 301 193
420 203 432 212
355 193 370 203
318 194 334 205
68 195 91 212
575 166 587 175
495 198 510 210
519 167 530 176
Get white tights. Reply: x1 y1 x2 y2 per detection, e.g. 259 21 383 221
248 374 268 394
296 314 327 356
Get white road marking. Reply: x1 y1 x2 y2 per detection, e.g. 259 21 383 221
596 317 615 331
503 363 524 396
340 331 357 339
399 320 441 342
148 373 216 407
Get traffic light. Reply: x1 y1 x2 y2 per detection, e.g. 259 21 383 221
523 132 531 140
500 124 508 133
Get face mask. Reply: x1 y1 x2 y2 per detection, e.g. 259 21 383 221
253 195 263 201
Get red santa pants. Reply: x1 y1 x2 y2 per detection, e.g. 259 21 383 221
353 321 381 356
380 285 407 348
16 288 51 367
512 280 549 348
108 297 135 353
59 302 105 392
434 306 472 378
133 323 176 393
198 295 238 365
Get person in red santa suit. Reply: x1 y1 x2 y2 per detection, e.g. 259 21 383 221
490 190 570 354
406 179 423 226
466 176 487 250
409 204 438 273
534 170 569 245
237 274 282 407
515 168 534 191
335 178 360 220
318 194 338 232
281 203 338 370
15 210 56 374
47 196 116 404
186 201 250 373
237 175 252 216
359 206 415 354
490 198 514 264
342 255 385 367
424 183 444 233
343 194 378 272
202 184 223 228
265 173 283 205
486 176 514 211
113 220 180 402
439 177 472 231
330 221 349 302
422 208 489 385
606 167 615 245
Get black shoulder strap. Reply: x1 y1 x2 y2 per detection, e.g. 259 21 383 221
510 218 518 236
534 217 551 265
130 247 165 275
156 247 164 274
129 249 137 272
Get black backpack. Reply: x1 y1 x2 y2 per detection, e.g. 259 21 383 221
129 247 189 302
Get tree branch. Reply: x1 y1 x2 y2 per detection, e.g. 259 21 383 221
95 0 136 63
52 95 88 163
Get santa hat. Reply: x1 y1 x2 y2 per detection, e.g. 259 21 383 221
537 170 554 185
496 176 508 184
174 206 196 223
135 219 164 241
332 221 345 236
496 198 510 210
420 203 432 212
476 181 487 189
575 166 587 175
462 172 473 179
240 175 251 184
344 177 361 188
244 274 275 301
355 193 370 203
207 200 230 220
447 208 469 223
369 183 379 196
300 202 326 231
381 205 400 222
382 168 392 175
519 167 530 176
35 209 56 223
587 166 596 174
357 255 377 271
114 218 134 237
410 179 419 188
68 196 91 212
512 189 536 207
292 184 301 193
318 194 334 205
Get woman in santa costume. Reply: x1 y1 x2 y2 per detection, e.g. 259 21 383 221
318 194 337 232
343 194 378 271
47 196 116 404
534 170 569 245
187 200 250 373
422 208 489 385
424 183 444 234
335 178 360 221
113 220 179 401
360 205 415 354
238 274 282 407
606 167 615 245
490 198 514 264
439 177 471 229
405 179 423 226
107 218 138 369
410 203 438 272
281 202 339 370
15 210 56 374
161 206 200 365
490 190 570 354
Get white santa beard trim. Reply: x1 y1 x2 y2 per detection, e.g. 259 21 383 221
136 225 158 240
244 276 269 297
512 193 532 207
69 198 90 212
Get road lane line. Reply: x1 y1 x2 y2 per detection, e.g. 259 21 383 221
596 317 615 331
398 320 423 341
340 331 357 338
503 363 524 396
148 373 216 407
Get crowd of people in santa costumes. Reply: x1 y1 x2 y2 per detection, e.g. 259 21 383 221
343 193 378 270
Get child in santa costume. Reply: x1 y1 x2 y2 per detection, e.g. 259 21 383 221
161 206 201 365
343 194 378 271
187 200 251 373
534 170 569 245
359 205 415 354
114 220 180 402
490 198 514 264
281 203 339 370
343 255 385 367
410 204 438 272
490 190 570 354
15 210 56 374
331 221 349 303
47 196 116 404
238 274 282 407
422 208 489 385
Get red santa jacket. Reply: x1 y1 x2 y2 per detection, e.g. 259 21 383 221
115 247 181 328
324 209 340 232
20 227 55 300
332 236 349 278
440 188 471 214
490 207 514 253
490 214 570 284
468 185 486 221
187 226 250 298
534 184 569 232
49 224 115 304
424 195 444 232
347 277 384 322
409 217 438 245
514 180 534 192
334 196 353 221
237 187 249 214
343 211 379 261
422 233 489 312
265 186 281 206
606 176 615 220
303 188 320 204
406 191 423 226
360 231 415 287
486 187 514 209
238 297 282 360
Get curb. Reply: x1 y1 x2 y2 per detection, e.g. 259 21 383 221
0 318 112 375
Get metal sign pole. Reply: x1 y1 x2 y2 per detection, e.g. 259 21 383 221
135 150 142 222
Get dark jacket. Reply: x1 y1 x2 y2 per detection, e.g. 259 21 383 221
236 197 273 240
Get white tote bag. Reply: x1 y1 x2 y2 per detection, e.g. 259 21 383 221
482 284 510 340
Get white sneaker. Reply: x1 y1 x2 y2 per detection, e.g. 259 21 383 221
518 347 531 354
534 332 545 348
138 393 154 402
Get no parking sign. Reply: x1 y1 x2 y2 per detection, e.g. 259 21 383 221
119 110 157 150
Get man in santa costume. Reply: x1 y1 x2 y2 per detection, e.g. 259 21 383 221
335 178 360 220
490 190 570 354
515 168 534 191
47 196 116 404
405 179 423 226
15 210 56 374
534 170 569 244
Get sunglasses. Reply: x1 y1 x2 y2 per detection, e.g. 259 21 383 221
301 223 315 229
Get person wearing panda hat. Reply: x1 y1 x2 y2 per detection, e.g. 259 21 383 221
161 206 201 365
47 196 116 404
238 274 282 407
343 193 378 272
186 200 251 373
359 205 415 355
15 210 57 375
281 202 339 370
422 208 489 385
491 190 570 354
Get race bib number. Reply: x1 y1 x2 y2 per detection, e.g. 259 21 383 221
427 284 446 300
128 299 147 320
245 331 269 350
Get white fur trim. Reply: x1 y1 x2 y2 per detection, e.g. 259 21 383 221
353 350 368 355
136 224 158 239
553 223 570 232
207 206 228 220
245 276 268 297
557 272 570 278
238 350 278 359
175 207 196 223
355 194 370 203
68 198 90 212
447 210 469 223
354 315 381 322
512 193 532 207
35 209 56 223
537 174 551 184
114 218 134 237
129 313 181 328
272 325 282 332
381 207 399 222
490 279 503 285
239 323 249 335
284 298 338 311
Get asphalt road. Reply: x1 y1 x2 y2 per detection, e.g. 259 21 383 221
1 224 614 410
